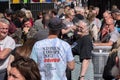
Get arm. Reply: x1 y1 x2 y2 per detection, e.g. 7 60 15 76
7 55 14 75
94 40 113 46
61 25 76 34
66 43 75 70
0 48 12 59
79 59 90 80
67 60 75 70
61 28 72 34
0 36 15 59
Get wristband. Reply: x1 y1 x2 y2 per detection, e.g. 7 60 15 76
78 76 84 79
80 76 84 78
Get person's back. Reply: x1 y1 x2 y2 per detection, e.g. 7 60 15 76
32 38 73 80
30 17 75 80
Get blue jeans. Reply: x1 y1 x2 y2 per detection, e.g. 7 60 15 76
0 68 7 80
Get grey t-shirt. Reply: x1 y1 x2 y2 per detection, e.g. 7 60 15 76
110 30 120 43
33 29 49 41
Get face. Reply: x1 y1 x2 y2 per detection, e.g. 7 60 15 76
80 9 85 16
111 13 117 19
45 15 50 20
103 12 111 20
105 18 114 25
77 21 86 31
92 10 97 16
105 18 114 32
115 13 120 20
64 6 70 14
8 67 25 80
23 21 32 28
95 8 99 15
0 22 9 39
70 9 75 16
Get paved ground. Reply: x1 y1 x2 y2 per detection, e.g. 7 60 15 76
71 52 109 80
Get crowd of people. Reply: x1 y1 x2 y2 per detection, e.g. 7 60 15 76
0 2 120 80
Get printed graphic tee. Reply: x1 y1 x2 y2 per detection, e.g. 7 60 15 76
30 38 74 80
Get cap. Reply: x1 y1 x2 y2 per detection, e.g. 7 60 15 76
48 17 65 30
111 9 120 13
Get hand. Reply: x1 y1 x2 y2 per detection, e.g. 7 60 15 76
77 32 83 35
93 43 97 46
71 26 76 30
68 27 74 32
70 28 74 32
23 27 29 34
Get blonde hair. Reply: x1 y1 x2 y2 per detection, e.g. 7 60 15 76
0 13 4 18
25 10 33 19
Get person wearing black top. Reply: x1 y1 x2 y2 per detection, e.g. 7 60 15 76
72 20 94 80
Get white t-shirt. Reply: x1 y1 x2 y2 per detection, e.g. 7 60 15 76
0 36 15 51
30 38 74 80
0 36 15 70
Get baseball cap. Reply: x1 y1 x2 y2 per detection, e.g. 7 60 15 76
48 17 66 30
111 9 120 13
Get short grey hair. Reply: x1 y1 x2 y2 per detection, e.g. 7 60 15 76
75 19 88 27
0 18 10 25
74 6 84 12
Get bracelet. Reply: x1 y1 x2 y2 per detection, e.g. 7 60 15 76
80 76 84 78
79 76 84 79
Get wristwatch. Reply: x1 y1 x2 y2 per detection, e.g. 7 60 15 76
78 76 84 80
80 76 84 78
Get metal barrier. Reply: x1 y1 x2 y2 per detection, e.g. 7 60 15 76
30 3 54 19
0 2 54 19
11 3 54 19
0 1 9 13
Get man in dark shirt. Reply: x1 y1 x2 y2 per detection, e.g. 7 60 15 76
72 20 94 80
